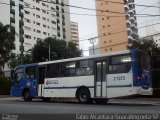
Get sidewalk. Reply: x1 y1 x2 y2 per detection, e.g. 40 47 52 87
0 95 11 98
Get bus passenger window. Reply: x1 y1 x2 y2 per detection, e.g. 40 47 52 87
108 55 131 74
76 60 93 76
25 67 37 79
60 62 76 77
46 63 59 78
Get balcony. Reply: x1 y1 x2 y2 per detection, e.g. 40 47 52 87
56 12 59 17
63 28 65 32
63 34 66 39
61 8 64 13
124 5 129 11
57 19 60 23
19 4 23 9
10 0 15 6
57 25 60 30
19 20 24 27
128 35 133 41
19 11 24 17
62 14 65 19
10 17 15 23
61 2 64 6
57 32 60 37
19 28 24 34
130 16 136 23
10 8 15 15
20 45 24 52
20 36 24 43
62 20 65 25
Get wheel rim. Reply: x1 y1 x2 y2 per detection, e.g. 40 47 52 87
80 93 87 102
24 92 29 99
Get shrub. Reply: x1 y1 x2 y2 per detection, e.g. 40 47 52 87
0 76 12 95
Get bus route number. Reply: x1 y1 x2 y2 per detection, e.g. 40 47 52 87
113 76 125 81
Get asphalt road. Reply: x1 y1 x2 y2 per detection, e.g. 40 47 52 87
0 98 160 120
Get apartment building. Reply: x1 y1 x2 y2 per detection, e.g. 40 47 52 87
0 0 71 54
96 0 138 53
70 22 79 46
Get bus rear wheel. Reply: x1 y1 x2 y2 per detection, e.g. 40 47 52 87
23 90 32 102
77 88 91 104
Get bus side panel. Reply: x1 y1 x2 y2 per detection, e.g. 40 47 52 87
106 72 133 98
131 50 152 95
43 76 94 98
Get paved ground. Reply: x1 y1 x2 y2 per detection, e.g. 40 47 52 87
0 95 160 105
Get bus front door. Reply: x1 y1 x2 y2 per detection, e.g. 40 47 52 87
95 61 107 97
37 66 46 97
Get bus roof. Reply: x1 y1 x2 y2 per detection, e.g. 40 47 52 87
15 63 38 69
14 49 137 69
39 49 134 65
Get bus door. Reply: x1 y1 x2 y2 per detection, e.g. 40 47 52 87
37 66 46 97
95 61 107 97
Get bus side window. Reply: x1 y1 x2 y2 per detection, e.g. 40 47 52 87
60 62 76 77
25 67 37 80
108 55 131 74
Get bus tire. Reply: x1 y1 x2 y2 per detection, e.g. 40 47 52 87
23 90 32 102
77 88 91 104
95 99 108 104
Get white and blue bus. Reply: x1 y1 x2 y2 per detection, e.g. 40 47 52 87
11 49 152 103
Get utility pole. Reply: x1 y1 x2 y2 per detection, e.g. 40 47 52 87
49 44 51 61
88 37 97 55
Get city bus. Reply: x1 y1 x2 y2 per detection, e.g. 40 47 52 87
11 49 152 103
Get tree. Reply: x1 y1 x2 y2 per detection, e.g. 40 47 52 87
0 22 15 73
8 53 33 69
128 37 160 56
32 37 83 62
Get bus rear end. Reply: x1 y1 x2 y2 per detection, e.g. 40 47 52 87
132 50 152 95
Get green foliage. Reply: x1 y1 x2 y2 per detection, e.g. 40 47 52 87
128 37 160 56
8 53 33 69
0 75 12 95
0 22 15 69
32 37 83 62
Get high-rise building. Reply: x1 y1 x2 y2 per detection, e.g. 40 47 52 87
70 22 79 46
0 0 71 54
135 0 160 37
96 0 138 53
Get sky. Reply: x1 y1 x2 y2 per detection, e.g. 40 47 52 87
69 0 98 56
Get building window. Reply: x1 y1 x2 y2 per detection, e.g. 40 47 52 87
42 3 46 6
36 22 40 26
43 32 47 35
36 15 40 18
37 30 41 33
42 17 46 20
36 7 40 11
25 10 30 15
42 9 46 13
24 18 31 23
25 34 31 39
43 24 46 28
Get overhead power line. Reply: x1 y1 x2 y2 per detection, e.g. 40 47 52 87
79 22 160 42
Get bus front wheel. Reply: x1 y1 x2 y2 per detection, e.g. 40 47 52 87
23 90 32 102
77 88 91 104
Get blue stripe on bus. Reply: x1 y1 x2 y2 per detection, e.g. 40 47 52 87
106 84 132 88
44 86 95 89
